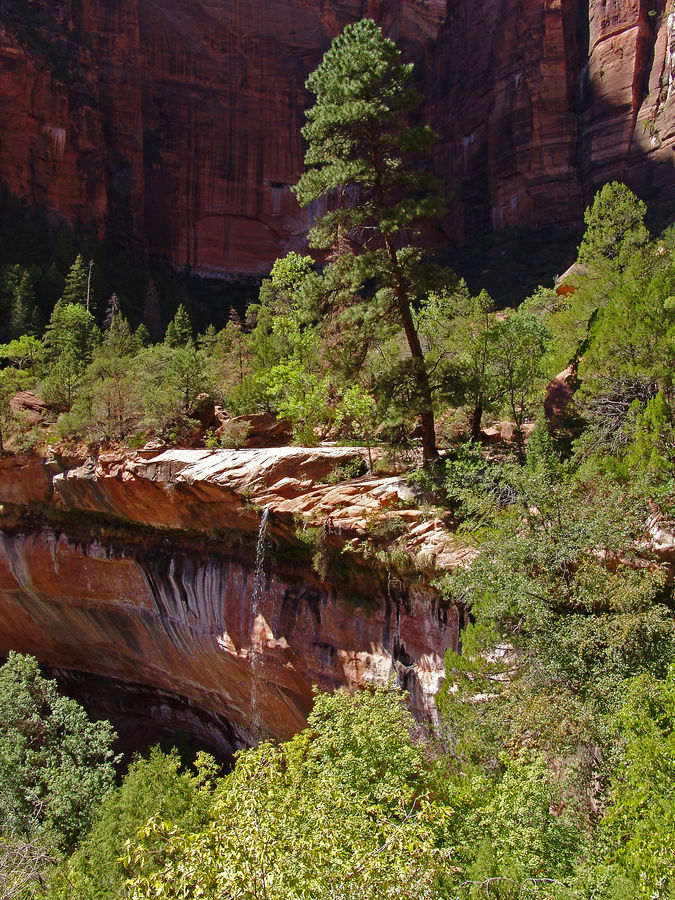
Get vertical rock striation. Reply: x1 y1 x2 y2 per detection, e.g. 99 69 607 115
0 449 465 750
429 0 587 238
1 0 675 273
0 0 445 275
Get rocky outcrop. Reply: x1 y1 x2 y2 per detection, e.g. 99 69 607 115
0 448 467 754
8 391 47 425
3 1 675 275
544 365 578 429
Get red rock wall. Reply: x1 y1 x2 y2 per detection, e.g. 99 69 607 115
0 451 459 747
0 0 444 276
429 0 586 238
1 0 674 274
0 527 456 746
432 0 675 240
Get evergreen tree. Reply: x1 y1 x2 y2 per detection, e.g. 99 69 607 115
578 182 649 273
103 293 121 331
47 748 211 900
164 344 210 415
0 265 23 342
0 652 117 850
547 183 652 374
102 310 136 359
60 255 90 308
11 270 37 338
134 323 151 349
164 303 193 348
197 323 218 355
42 349 84 412
45 302 100 364
293 19 448 466
224 310 249 385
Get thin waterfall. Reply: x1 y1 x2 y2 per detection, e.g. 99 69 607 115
249 506 269 741
252 505 270 613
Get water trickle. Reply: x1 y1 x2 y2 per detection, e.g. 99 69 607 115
252 505 270 612
249 506 270 742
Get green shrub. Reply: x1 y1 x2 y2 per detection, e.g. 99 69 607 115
322 457 368 484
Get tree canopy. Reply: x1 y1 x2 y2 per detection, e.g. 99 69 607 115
126 687 446 900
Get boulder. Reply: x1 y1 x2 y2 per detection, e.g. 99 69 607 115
480 421 535 443
9 391 46 424
191 393 217 428
544 365 577 429
218 413 293 449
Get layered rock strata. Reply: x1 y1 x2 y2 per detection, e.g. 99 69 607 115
0 449 467 752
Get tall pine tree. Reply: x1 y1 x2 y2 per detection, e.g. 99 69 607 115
293 19 448 466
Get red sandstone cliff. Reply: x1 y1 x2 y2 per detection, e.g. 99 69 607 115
430 0 675 240
1 0 674 274
0 0 444 276
0 448 467 752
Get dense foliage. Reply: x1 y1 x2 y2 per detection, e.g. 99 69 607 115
126 688 445 900
0 653 117 898
0 17 674 900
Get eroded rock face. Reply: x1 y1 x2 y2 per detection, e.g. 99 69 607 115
0 449 465 750
429 0 586 237
3 1 675 274
431 0 675 240
0 0 445 276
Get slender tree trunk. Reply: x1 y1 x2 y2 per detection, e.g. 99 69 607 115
383 238 439 467
365 434 373 474
508 384 525 461
470 401 483 442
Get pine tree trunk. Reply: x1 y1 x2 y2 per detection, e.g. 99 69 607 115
384 239 439 468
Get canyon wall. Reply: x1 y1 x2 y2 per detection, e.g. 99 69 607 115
1 0 674 275
431 0 675 240
0 449 465 753
0 0 443 276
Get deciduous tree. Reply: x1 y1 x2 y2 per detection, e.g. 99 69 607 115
127 688 447 900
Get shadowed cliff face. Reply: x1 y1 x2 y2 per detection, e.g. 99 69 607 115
0 449 464 751
430 0 675 240
0 0 444 276
429 0 587 236
2 0 675 275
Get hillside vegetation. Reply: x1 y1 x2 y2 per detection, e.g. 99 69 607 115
0 18 673 900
